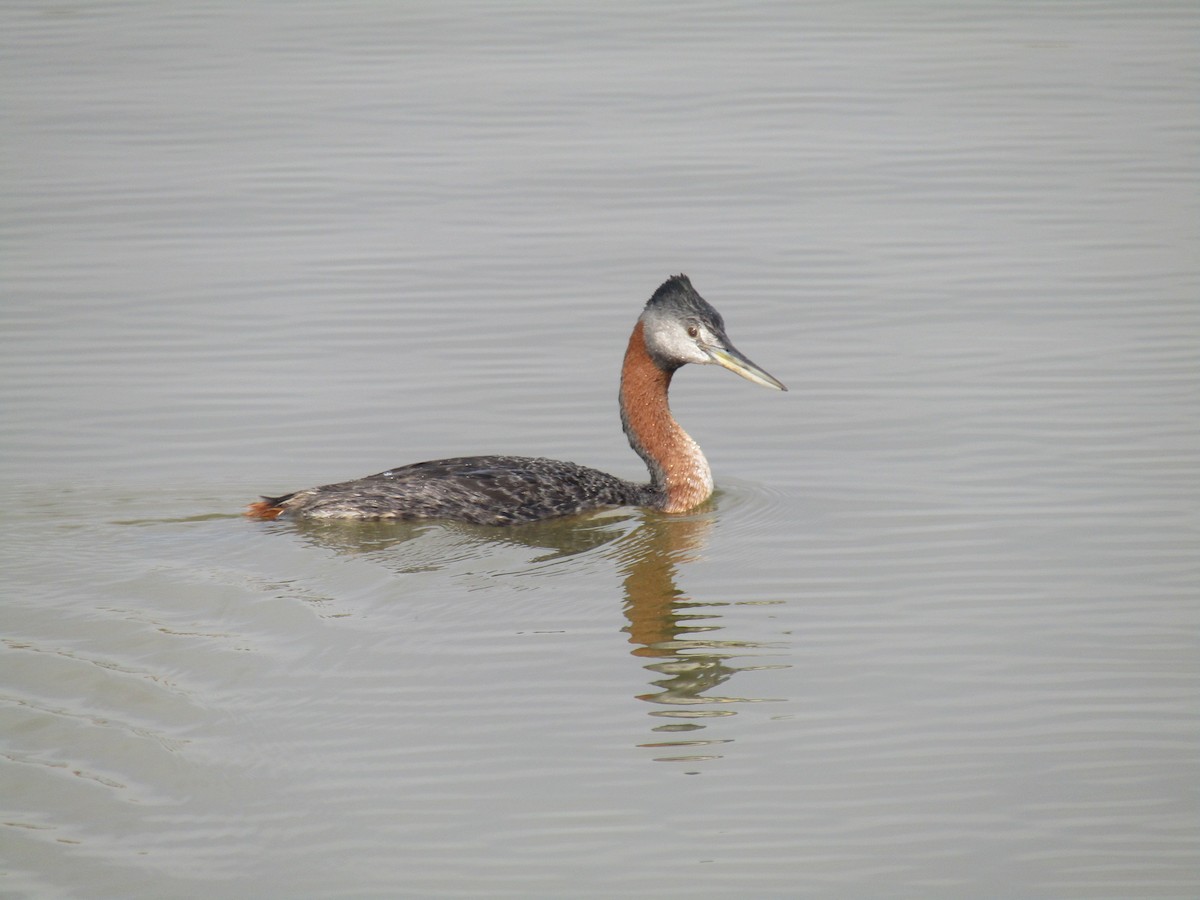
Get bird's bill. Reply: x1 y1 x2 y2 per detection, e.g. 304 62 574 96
704 343 788 391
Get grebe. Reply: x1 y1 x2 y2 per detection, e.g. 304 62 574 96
246 275 786 526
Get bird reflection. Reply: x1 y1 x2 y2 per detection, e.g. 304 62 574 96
270 500 784 761
609 506 786 761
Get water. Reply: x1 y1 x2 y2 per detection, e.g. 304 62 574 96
2 2 1198 897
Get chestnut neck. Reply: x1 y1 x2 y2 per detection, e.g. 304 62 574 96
619 320 714 513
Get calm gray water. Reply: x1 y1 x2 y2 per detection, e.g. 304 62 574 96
3 2 1198 897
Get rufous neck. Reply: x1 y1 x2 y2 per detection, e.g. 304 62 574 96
619 320 713 513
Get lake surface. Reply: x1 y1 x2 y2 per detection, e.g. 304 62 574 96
2 2 1198 897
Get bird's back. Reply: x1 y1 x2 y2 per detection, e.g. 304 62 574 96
258 455 654 525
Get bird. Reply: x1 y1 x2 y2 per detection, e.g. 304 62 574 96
245 274 786 526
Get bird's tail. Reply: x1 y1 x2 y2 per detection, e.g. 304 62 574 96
244 494 292 520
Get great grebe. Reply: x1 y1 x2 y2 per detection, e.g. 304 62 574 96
246 275 786 525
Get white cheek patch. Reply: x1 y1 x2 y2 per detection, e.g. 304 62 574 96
648 326 684 359
643 315 720 366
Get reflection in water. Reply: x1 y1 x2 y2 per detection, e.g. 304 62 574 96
612 508 788 762
271 505 788 762
282 513 632 562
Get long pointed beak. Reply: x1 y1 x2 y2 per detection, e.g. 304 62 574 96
703 342 788 391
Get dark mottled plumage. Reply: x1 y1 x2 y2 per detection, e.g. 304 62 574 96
260 456 659 526
246 275 785 525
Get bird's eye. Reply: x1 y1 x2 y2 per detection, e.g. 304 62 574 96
687 325 699 338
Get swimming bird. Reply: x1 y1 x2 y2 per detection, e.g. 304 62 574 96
246 275 786 526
